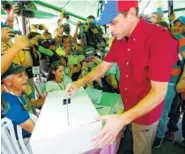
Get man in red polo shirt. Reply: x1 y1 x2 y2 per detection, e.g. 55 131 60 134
66 0 178 153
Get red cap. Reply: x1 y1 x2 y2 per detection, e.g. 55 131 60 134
118 0 138 11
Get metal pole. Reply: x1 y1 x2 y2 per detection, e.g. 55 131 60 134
34 1 86 21
21 13 26 34
168 0 174 31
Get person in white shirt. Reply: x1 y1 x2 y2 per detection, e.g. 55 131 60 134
41 61 72 93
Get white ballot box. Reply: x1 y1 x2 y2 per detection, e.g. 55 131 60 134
30 88 102 154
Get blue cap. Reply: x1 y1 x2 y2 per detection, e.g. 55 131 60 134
156 7 163 17
174 16 185 25
95 1 119 25
95 0 138 25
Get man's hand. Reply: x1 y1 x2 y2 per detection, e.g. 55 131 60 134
92 56 101 65
1 42 9 53
12 2 20 14
65 80 83 96
92 114 126 148
76 20 81 26
1 27 14 42
168 12 176 21
14 35 30 50
82 62 88 71
91 28 98 34
29 39 38 47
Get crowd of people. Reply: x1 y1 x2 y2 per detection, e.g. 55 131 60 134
1 1 185 153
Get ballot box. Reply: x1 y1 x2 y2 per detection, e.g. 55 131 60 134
30 88 102 154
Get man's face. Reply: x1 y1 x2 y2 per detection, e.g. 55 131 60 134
87 18 94 24
151 14 157 23
108 13 132 40
9 71 28 91
173 21 185 35
58 26 64 37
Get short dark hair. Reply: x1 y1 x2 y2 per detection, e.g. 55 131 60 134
87 15 95 20
61 35 70 43
156 21 169 30
27 32 41 39
121 7 139 17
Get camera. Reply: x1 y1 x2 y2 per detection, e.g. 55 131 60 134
39 38 55 49
77 23 87 39
9 30 22 37
60 10 70 20
1 1 35 18
63 24 71 35
64 12 69 20
2 1 12 11
88 22 96 29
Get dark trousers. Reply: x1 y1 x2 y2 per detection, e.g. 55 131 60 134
168 93 182 132
117 125 133 154
182 100 185 138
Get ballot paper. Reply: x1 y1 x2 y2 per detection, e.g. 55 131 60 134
30 88 102 154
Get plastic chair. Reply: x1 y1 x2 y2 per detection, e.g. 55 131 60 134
1 117 31 154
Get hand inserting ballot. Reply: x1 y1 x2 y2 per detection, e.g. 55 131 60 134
66 80 83 96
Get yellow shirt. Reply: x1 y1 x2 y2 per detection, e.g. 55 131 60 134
2 41 25 65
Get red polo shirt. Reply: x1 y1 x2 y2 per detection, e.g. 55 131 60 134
104 18 178 125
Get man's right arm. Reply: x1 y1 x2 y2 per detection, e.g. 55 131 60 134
66 61 114 94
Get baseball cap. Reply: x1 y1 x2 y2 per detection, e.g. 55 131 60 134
174 16 185 25
95 0 138 25
2 63 28 79
156 7 163 17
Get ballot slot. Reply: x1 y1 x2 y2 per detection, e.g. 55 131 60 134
63 98 71 105
62 98 71 126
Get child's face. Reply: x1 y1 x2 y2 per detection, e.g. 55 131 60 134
173 21 185 35
60 58 67 66
63 37 71 47
55 66 65 81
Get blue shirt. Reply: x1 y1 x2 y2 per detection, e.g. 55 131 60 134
1 92 31 139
